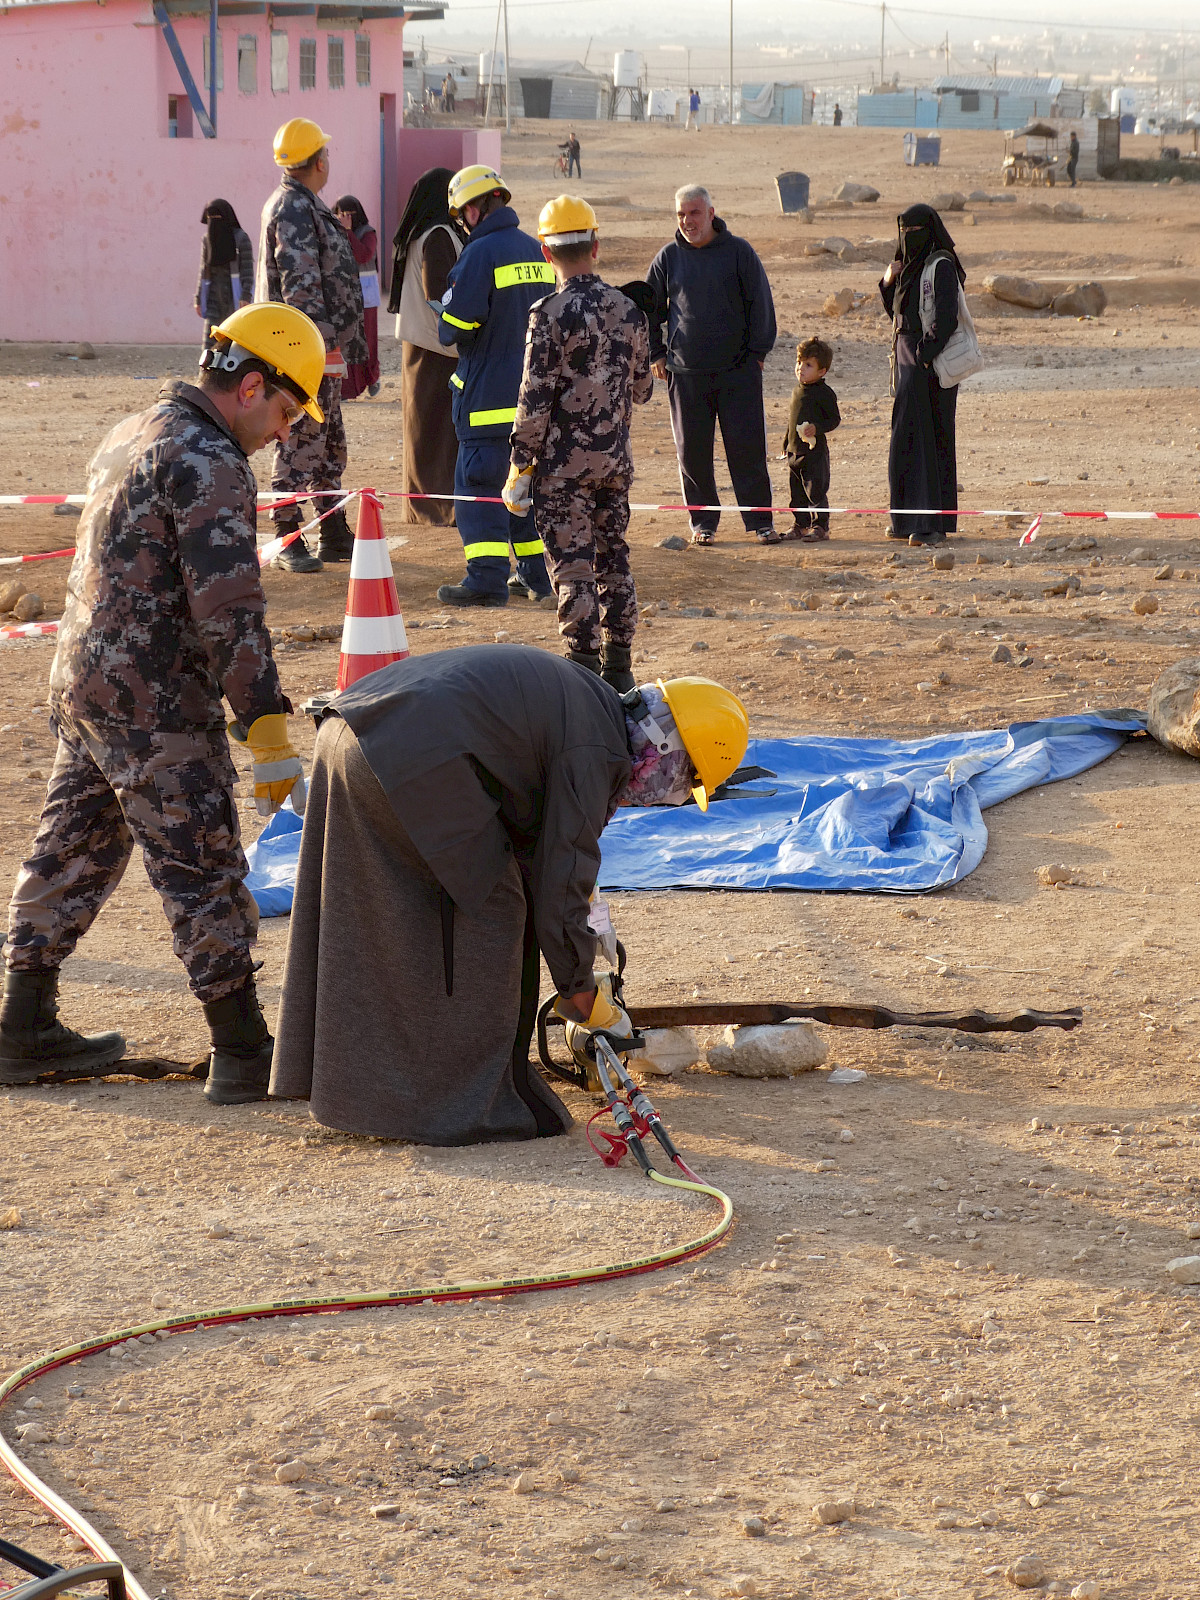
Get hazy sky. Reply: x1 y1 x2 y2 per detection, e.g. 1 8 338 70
425 0 1199 52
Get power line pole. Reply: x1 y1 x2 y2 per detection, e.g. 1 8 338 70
502 0 511 134
879 2 886 88
729 0 734 127
944 31 950 74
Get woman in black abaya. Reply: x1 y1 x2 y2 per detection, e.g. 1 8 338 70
879 203 965 545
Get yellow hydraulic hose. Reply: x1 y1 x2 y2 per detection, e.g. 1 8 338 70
0 1170 733 1600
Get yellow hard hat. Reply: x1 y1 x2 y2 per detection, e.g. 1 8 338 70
273 117 332 169
447 163 510 220
537 194 598 244
658 678 749 812
205 305 326 422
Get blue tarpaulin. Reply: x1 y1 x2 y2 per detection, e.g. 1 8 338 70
245 712 1143 916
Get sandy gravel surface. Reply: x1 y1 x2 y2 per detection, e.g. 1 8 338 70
2 123 1200 1600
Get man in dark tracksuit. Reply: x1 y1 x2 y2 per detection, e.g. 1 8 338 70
436 165 557 607
646 184 777 546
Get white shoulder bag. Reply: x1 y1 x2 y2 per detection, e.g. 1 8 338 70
919 252 983 388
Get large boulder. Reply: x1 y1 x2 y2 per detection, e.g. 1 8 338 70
1050 281 1107 317
930 191 966 211
823 288 856 317
705 1022 827 1078
834 181 880 203
1147 659 1200 758
981 273 1054 310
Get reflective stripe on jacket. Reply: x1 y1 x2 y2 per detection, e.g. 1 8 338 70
436 206 555 442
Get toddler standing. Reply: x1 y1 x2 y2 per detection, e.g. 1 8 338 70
783 336 841 541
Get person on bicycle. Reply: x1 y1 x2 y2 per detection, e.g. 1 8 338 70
558 130 581 179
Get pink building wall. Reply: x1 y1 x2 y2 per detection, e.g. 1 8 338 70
1 0 421 343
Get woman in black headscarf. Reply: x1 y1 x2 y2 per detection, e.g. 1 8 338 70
333 194 382 399
879 203 966 545
387 168 467 526
194 200 253 347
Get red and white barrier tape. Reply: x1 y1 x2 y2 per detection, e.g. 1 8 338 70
0 621 59 642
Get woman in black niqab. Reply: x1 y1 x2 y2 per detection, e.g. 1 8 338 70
200 199 240 272
879 203 966 544
195 199 253 344
387 167 464 316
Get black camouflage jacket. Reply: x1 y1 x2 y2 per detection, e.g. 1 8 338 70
50 382 286 737
509 275 652 481
257 176 366 365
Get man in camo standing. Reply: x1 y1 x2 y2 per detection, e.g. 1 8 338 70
258 117 365 572
0 306 323 1106
504 196 653 693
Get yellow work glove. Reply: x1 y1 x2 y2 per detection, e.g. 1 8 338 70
502 463 534 518
555 974 635 1091
229 714 306 818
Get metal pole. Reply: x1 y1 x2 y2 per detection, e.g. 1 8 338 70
503 0 511 133
483 0 501 125
879 2 885 88
209 0 217 134
728 0 733 126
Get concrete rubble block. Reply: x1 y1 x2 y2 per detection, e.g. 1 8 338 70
833 182 880 203
636 1027 701 1079
930 191 967 211
981 273 1054 310
1147 659 1200 758
1050 281 1107 317
823 288 856 318
706 1022 828 1079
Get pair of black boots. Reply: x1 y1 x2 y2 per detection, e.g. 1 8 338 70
0 969 272 1105
275 505 354 574
568 641 635 694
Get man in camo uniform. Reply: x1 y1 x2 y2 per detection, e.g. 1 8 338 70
0 306 323 1106
258 117 365 573
505 196 652 693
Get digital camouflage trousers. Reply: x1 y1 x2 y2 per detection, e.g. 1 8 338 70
533 474 638 656
5 708 258 1004
270 374 347 525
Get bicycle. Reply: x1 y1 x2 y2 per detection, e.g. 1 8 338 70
554 150 569 178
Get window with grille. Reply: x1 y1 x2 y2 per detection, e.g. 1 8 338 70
299 38 316 89
355 33 370 87
328 35 345 89
203 32 223 92
271 30 289 94
237 35 256 94
958 90 980 112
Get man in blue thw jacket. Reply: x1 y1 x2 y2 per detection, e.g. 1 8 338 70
436 166 557 607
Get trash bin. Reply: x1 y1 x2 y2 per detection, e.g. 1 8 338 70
903 133 941 167
775 171 810 213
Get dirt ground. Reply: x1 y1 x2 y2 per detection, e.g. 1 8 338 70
3 123 1200 1600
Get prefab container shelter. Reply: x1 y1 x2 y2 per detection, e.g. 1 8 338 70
738 82 813 125
0 0 447 343
858 76 1082 131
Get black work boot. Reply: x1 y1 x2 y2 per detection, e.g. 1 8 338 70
566 649 602 675
316 506 354 563
274 517 323 574
436 581 507 607
202 980 273 1105
600 641 636 694
0 969 126 1084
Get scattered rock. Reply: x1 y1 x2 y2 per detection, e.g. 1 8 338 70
823 288 856 318
742 1515 767 1537
1166 1255 1200 1284
690 639 710 652
150 1291 171 1310
799 591 821 610
932 549 955 571
990 643 1013 664
636 1027 701 1077
512 1472 537 1494
112 1396 132 1414
1007 1555 1046 1589
66 1385 84 1399
75 342 97 360
1053 200 1084 218
0 1206 22 1230
934 631 956 652
930 191 966 211
1067 533 1097 551
53 502 82 518
1154 563 1174 581
1025 1490 1051 1508
834 182 880 203
370 1502 405 1518
1050 282 1107 318
1037 864 1083 889
706 1022 827 1078
982 273 1054 310
657 534 688 551
1042 573 1081 597
812 1499 854 1525
275 1460 305 1483
828 1067 867 1084
656 1497 680 1513
0 579 29 612
16 1423 52 1444
206 1219 231 1239
829 645 855 661
1186 1221 1200 1240
730 1578 761 1598
560 1466 581 1483
365 1404 395 1422
1131 593 1159 616
12 593 44 623
1070 1582 1101 1600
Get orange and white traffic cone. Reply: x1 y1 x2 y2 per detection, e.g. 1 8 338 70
335 489 410 691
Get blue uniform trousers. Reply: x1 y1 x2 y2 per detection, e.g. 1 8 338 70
454 441 552 597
